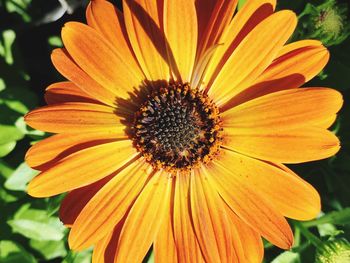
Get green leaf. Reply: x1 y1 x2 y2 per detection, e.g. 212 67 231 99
30 239 67 260
0 78 5 92
271 251 301 263
0 159 15 179
238 0 247 10
317 223 343 237
0 30 16 65
145 250 154 263
48 36 63 47
304 208 350 227
0 141 16 158
7 204 66 241
0 124 24 144
5 0 32 22
63 250 92 263
4 162 38 191
0 187 18 203
0 240 37 263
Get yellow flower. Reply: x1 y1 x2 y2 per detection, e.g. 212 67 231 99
24 0 343 262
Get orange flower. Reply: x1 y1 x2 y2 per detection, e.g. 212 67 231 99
24 0 343 262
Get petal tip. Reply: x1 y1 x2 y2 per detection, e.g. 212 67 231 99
27 180 42 198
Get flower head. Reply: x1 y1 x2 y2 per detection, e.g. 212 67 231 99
24 0 343 262
316 238 350 263
298 0 350 46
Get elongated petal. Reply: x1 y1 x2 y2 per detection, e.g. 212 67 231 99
28 140 138 197
208 10 297 106
202 0 276 89
86 0 121 45
123 0 170 82
226 207 264 263
317 114 337 128
196 0 238 59
92 219 125 263
86 0 144 82
191 168 238 263
277 39 322 57
195 0 216 47
218 150 321 220
206 153 294 249
59 175 112 226
24 102 125 134
45 82 98 105
154 194 178 263
164 0 198 82
222 88 343 131
173 173 205 262
222 41 330 109
224 127 340 163
257 43 329 87
69 159 151 250
273 163 322 216
115 171 172 262
51 48 118 107
92 232 113 263
26 131 123 169
61 22 143 99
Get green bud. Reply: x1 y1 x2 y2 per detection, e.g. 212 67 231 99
297 0 350 46
315 238 350 263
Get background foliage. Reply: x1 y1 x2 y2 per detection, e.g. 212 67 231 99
0 0 349 262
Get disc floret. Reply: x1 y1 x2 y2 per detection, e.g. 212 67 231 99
132 83 222 172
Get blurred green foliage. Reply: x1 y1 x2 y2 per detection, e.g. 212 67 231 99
0 0 349 262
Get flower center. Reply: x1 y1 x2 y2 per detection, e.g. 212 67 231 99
132 83 222 171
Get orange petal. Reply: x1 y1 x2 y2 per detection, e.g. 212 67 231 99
164 0 198 82
86 0 141 79
92 232 113 263
24 102 125 134
222 88 343 130
123 0 170 82
202 0 276 90
86 0 144 81
226 207 264 263
277 39 322 57
223 127 340 164
190 168 238 263
222 41 330 109
219 150 321 220
114 170 172 262
173 172 205 262
25 131 123 170
44 82 98 105
51 48 118 107
206 152 294 249
269 163 321 220
263 42 329 87
195 0 216 48
61 22 143 99
154 192 178 263
317 114 337 128
27 140 138 197
92 219 125 263
196 0 238 59
208 10 297 106
59 175 112 226
69 159 151 250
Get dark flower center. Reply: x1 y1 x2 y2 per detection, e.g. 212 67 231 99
132 83 222 171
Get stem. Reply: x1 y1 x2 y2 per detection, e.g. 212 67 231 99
302 207 350 227
294 221 323 247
